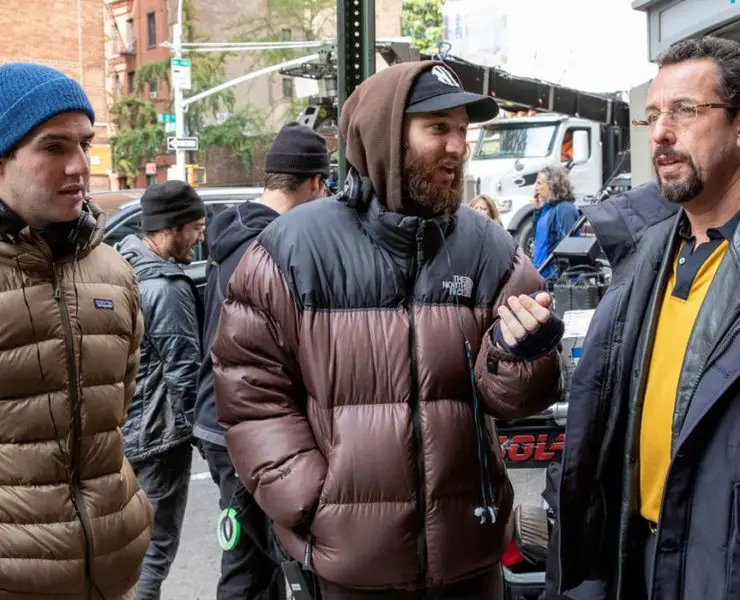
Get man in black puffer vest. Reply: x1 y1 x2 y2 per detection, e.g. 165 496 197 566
194 122 329 600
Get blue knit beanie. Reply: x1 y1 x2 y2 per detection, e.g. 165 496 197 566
0 63 96 157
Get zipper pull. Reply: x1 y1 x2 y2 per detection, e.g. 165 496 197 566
302 535 314 571
52 266 61 299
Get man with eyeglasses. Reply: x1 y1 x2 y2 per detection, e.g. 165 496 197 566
557 36 740 600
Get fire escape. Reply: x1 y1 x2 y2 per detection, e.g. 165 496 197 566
105 0 137 95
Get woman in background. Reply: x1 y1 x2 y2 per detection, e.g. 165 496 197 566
532 165 580 281
469 194 503 226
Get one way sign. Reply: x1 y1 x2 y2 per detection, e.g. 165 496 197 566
167 137 199 151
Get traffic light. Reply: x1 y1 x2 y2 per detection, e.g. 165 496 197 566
186 164 206 187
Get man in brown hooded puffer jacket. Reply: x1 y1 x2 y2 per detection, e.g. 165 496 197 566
0 62 153 599
212 61 563 599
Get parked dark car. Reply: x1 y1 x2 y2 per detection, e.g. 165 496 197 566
93 186 263 298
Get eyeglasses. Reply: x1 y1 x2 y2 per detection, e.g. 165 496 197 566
632 103 735 128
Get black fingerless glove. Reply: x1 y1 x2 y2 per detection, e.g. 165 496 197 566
492 301 564 360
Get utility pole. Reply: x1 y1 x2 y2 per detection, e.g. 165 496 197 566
337 0 375 184
171 0 187 182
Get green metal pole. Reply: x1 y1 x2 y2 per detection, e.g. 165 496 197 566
337 0 375 186
362 0 376 81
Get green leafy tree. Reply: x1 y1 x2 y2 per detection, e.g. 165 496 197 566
230 0 334 52
109 96 166 187
402 0 444 55
135 0 236 135
199 109 271 172
228 0 334 122
110 0 239 185
136 54 235 136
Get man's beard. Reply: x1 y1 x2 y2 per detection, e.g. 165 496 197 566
403 143 464 217
169 235 194 264
654 148 703 204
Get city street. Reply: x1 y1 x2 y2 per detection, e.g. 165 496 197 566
160 454 546 599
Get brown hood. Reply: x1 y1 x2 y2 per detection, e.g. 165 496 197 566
339 60 439 213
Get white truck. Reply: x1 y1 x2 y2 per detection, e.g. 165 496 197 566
286 47 631 253
441 56 633 254
465 112 631 254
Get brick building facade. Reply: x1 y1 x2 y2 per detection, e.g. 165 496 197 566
191 0 403 132
106 0 174 189
0 0 112 191
194 0 404 185
103 0 404 188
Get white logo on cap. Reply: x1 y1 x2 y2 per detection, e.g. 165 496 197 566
431 65 460 88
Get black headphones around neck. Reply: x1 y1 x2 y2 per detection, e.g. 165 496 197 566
339 167 374 210
0 196 97 254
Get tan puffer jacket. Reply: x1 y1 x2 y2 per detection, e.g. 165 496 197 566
0 203 153 599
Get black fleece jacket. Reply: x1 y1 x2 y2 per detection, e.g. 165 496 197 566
193 200 279 445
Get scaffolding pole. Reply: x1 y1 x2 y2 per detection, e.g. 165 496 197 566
337 0 375 184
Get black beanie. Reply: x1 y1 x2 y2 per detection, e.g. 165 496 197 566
140 181 206 233
265 122 330 178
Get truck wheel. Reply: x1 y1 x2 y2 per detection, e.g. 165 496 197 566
515 217 535 259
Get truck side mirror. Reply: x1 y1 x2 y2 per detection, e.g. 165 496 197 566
572 130 589 165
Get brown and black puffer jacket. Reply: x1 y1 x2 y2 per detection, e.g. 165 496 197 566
0 203 153 599
212 60 561 592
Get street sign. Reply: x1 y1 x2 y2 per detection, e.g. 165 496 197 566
171 58 192 91
167 136 199 151
158 113 177 133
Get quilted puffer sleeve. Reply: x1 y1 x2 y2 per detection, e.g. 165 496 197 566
212 241 326 529
474 246 562 419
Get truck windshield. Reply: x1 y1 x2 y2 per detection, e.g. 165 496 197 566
475 122 558 159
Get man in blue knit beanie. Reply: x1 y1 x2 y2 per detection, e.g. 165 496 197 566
0 63 153 600
0 62 98 229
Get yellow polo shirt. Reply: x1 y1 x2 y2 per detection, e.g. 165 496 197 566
639 228 730 524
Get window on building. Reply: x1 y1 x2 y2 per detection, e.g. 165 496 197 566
149 80 158 99
127 71 136 95
126 18 135 51
147 174 157 187
114 74 122 97
281 28 292 41
147 12 156 48
282 78 294 100
111 26 119 55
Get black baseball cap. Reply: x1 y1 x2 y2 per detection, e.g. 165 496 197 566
405 64 499 123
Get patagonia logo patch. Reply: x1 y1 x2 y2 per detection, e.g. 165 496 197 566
94 298 114 310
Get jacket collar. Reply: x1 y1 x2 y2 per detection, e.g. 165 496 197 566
0 201 105 273
677 208 740 242
359 196 456 263
674 206 740 442
117 234 187 281
582 181 679 269
624 202 740 457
